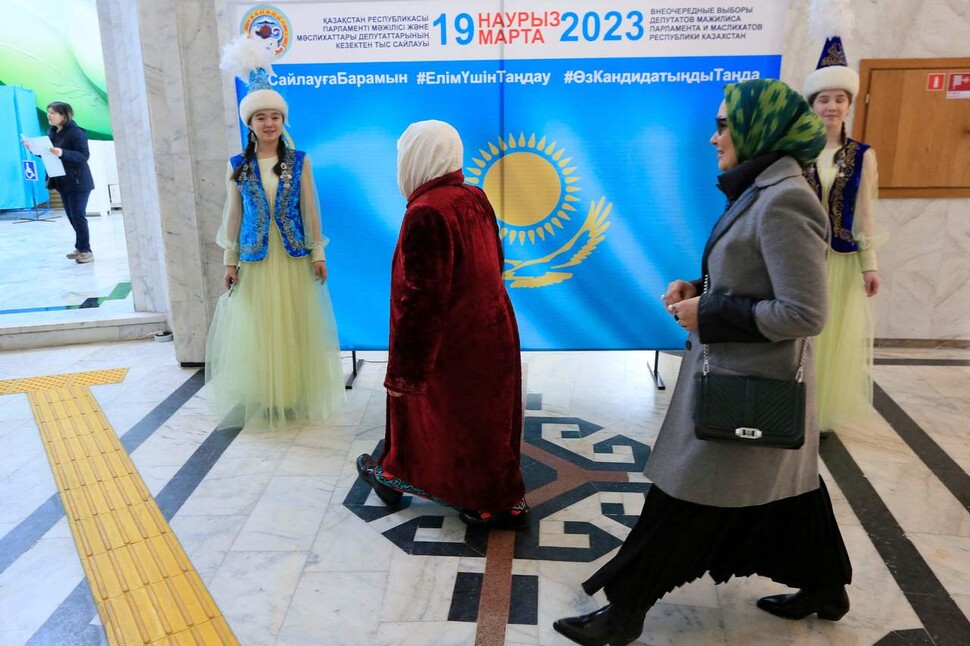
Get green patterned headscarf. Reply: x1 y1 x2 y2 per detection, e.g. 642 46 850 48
724 79 826 167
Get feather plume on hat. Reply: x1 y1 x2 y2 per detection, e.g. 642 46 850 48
808 0 856 41
220 35 288 124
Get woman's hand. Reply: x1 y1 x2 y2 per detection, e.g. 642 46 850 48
387 388 404 398
863 270 880 297
224 265 238 291
668 296 700 331
313 260 328 284
661 279 698 306
49 147 63 158
21 136 37 155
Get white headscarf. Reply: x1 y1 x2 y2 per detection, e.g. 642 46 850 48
396 120 463 199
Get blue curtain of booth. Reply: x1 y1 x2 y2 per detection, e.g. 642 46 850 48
0 86 50 210
236 54 780 350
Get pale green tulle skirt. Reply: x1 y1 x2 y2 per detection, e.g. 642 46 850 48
205 229 344 430
815 251 876 430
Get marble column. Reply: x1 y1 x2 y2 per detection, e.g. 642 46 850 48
96 0 170 320
97 0 238 363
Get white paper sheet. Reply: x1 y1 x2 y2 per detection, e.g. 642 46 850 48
21 134 66 177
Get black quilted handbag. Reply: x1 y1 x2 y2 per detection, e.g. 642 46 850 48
693 369 806 449
692 274 806 450
694 275 806 456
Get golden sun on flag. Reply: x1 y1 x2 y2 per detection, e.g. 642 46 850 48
466 133 582 245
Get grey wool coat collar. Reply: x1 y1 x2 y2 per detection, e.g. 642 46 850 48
703 156 808 275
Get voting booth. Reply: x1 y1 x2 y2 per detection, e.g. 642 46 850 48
0 86 50 212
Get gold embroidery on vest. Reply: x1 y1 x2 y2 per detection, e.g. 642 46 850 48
803 165 821 197
276 150 303 253
238 161 271 258
829 140 859 244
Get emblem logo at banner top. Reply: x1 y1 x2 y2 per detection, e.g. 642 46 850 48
241 4 292 58
467 132 611 288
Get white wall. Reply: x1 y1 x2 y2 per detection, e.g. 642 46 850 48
85 140 118 216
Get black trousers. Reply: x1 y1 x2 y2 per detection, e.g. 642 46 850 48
60 190 92 253
583 478 852 616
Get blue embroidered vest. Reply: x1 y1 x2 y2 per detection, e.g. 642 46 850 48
231 149 310 262
803 138 870 253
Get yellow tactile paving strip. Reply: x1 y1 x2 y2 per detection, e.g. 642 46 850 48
0 368 129 394
2 370 238 646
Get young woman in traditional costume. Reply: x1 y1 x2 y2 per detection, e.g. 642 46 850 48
205 37 343 429
803 35 884 435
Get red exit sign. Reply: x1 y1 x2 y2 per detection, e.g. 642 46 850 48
948 72 970 99
949 72 970 91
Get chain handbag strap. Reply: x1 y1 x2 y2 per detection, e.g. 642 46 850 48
699 274 806 382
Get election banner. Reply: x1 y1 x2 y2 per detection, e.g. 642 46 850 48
230 0 788 350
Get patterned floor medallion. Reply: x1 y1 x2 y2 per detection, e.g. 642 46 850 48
342 401 652 632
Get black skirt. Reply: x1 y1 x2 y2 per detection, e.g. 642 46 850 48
583 477 852 614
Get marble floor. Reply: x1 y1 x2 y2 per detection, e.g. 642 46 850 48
0 210 134 323
0 340 967 646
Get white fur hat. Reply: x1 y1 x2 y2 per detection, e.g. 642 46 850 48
238 88 287 124
220 35 288 124
804 36 859 100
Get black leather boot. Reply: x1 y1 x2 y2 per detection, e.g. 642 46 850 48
355 454 403 507
553 604 644 646
757 586 849 621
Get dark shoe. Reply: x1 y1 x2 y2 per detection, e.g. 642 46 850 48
757 586 849 621
459 503 531 530
356 454 403 507
820 429 832 439
553 604 643 646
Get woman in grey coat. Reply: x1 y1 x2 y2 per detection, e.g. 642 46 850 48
554 79 852 646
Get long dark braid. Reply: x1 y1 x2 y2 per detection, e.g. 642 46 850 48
832 121 849 172
832 93 852 172
272 136 287 177
230 131 257 182
230 131 289 182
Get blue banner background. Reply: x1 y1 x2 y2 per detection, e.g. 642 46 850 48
246 54 780 350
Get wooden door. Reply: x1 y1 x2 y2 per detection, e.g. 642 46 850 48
856 58 970 198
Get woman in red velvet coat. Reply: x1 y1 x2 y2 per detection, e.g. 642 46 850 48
356 120 529 529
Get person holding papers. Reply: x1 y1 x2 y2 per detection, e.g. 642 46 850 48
40 102 95 263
